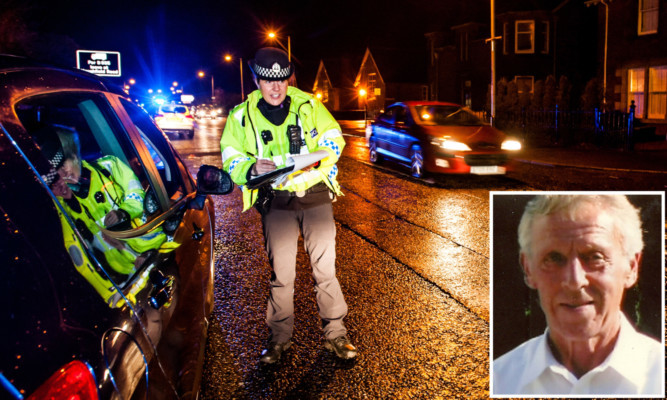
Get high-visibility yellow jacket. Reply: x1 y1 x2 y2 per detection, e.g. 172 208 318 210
58 156 169 274
221 86 346 211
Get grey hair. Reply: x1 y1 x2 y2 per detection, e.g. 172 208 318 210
517 194 643 260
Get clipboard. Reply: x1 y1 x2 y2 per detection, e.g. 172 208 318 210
246 150 329 190
246 165 294 189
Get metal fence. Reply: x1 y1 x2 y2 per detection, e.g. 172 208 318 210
479 105 636 149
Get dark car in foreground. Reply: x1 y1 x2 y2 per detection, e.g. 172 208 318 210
367 101 521 178
0 55 232 399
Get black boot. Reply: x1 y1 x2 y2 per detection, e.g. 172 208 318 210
259 341 292 364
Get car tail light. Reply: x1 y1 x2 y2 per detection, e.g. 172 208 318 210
27 361 98 400
185 114 194 119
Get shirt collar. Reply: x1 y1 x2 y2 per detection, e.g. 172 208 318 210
517 327 564 388
519 313 646 392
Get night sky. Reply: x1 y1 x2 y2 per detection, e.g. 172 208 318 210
12 0 556 102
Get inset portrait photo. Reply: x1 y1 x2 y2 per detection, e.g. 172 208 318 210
490 192 665 398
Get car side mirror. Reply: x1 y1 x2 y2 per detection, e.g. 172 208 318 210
196 165 234 195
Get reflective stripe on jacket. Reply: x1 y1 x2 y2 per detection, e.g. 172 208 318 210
220 86 346 211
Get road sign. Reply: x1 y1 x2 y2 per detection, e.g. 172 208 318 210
76 50 121 77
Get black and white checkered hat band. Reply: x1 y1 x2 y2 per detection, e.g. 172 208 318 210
41 149 64 186
252 62 292 80
42 168 59 186
48 149 64 169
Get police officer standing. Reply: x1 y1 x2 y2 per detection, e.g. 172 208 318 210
220 47 357 363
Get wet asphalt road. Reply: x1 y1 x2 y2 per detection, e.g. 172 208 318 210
195 163 491 399
176 121 531 399
176 119 664 398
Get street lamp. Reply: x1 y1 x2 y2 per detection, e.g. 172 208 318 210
359 88 367 127
225 53 245 100
123 78 135 95
267 31 291 61
198 70 214 102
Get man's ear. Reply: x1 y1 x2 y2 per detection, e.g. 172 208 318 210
520 252 536 289
624 252 641 289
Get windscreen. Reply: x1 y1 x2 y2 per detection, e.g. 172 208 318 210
414 105 483 126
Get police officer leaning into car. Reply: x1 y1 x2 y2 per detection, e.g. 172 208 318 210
220 47 357 363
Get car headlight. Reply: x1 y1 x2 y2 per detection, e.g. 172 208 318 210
437 139 471 151
501 139 522 151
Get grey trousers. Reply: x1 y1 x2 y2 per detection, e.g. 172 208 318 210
261 190 348 343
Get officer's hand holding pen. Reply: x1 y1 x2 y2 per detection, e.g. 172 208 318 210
252 159 276 176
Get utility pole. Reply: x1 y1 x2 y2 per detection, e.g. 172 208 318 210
585 0 610 110
487 0 501 126
240 57 244 100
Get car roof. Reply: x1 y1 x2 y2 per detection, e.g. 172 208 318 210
0 54 127 99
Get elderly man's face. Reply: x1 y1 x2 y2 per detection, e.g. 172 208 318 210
258 79 288 106
521 203 639 343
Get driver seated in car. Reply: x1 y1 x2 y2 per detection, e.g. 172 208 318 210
38 124 176 280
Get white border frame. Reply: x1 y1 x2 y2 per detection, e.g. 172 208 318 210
489 190 665 398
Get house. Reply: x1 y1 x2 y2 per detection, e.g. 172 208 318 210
353 47 429 118
597 0 667 137
311 57 359 112
426 0 597 111
312 60 340 111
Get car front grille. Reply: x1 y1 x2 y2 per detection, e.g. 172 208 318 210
464 153 509 166
471 141 500 150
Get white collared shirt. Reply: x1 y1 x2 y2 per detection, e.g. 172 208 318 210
491 314 664 397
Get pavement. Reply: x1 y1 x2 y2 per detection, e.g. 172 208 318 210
516 142 667 174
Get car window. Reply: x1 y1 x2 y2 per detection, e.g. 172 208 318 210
120 98 192 201
414 105 483 126
14 92 178 296
379 106 400 124
160 105 188 114
395 106 408 124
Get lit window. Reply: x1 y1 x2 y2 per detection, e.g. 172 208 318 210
515 20 535 54
628 68 645 117
648 66 667 119
638 0 659 35
368 73 377 100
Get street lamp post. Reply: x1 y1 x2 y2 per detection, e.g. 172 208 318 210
486 0 501 126
585 0 609 110
198 71 215 102
267 31 296 86
268 31 291 61
359 88 367 127
123 78 136 95
225 54 245 100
